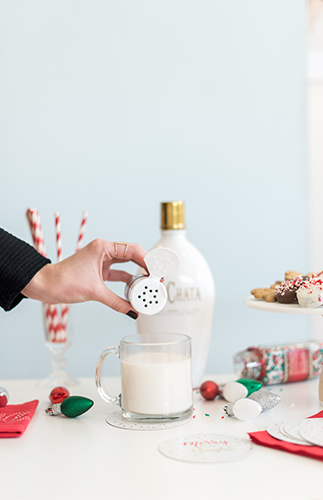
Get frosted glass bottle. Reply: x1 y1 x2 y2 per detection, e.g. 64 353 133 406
137 201 215 388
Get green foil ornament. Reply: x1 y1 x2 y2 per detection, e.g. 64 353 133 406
236 378 262 397
45 395 94 418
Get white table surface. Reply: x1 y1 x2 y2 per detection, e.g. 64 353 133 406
1 375 322 500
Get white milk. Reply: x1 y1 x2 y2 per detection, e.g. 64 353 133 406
121 352 192 415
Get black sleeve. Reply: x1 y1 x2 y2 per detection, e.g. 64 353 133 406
0 228 51 311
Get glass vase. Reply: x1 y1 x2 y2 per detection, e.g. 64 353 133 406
38 303 78 388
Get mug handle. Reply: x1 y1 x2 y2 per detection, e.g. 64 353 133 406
95 346 121 406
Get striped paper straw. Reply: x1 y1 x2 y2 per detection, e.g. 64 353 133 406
26 208 47 257
54 211 67 342
76 210 88 252
26 208 58 342
54 211 62 262
61 210 88 331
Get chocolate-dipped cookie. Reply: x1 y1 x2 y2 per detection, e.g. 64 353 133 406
275 275 309 304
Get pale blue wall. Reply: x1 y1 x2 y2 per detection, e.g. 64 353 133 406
0 1 309 380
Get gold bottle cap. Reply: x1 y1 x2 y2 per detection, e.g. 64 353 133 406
161 201 185 230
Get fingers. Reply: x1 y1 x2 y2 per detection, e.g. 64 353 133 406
96 283 138 319
112 242 148 271
106 269 132 283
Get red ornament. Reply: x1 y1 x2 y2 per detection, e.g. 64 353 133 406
49 386 70 404
200 380 219 401
0 388 9 407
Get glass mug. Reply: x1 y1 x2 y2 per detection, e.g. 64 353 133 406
95 333 193 422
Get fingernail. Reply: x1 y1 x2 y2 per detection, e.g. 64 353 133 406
127 310 138 320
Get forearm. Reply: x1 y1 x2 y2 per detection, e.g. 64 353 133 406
0 228 50 311
21 260 87 305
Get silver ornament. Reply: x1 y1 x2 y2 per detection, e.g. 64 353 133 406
224 390 281 417
44 403 63 416
248 390 281 411
0 387 9 407
224 403 234 416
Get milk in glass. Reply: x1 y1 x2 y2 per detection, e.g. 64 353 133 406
121 352 192 415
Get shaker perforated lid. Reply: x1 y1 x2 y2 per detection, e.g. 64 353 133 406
144 247 180 279
130 278 168 315
126 247 180 315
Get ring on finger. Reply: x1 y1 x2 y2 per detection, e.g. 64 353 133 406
114 242 128 259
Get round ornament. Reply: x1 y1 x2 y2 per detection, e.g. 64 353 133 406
0 387 9 407
200 381 219 400
49 386 70 404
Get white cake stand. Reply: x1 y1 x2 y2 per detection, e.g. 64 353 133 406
245 295 323 315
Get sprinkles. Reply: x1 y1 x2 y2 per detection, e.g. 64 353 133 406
297 278 323 308
275 275 309 304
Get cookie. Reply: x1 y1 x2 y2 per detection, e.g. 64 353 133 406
297 278 323 308
275 276 310 304
284 270 302 281
251 288 276 302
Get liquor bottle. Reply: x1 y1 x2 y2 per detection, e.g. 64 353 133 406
137 201 215 388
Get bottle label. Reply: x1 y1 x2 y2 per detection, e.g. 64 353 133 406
152 280 213 319
286 349 310 383
167 282 202 304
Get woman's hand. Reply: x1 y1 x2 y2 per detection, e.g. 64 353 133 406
22 239 147 318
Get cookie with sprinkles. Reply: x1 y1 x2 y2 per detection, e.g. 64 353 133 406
275 275 310 304
297 278 323 308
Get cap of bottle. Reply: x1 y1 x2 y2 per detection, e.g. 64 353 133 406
161 201 185 230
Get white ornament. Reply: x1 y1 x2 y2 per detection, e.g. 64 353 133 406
232 399 262 421
222 382 248 403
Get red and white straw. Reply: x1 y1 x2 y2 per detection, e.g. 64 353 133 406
26 208 57 342
61 210 88 329
76 210 88 252
55 210 67 339
54 211 62 262
26 208 88 343
26 208 47 257
54 211 67 341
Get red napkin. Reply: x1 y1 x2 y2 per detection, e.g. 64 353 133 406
0 400 39 438
248 410 323 461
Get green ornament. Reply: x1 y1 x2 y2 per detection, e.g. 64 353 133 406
236 378 262 397
61 396 94 418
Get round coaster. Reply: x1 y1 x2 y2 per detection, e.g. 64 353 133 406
282 419 313 442
158 433 253 463
267 423 312 446
278 422 294 439
299 419 323 447
106 411 192 431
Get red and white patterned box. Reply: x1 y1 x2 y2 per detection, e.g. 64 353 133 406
233 341 323 385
